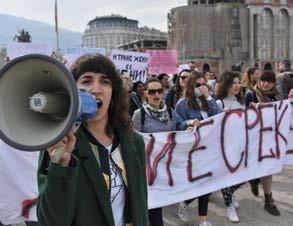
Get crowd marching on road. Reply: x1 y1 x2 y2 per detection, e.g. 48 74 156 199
0 54 292 226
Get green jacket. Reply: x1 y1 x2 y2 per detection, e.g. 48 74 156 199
37 128 149 226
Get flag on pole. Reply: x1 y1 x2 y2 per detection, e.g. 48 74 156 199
54 0 58 33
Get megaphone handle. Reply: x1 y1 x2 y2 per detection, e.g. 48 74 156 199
50 122 81 164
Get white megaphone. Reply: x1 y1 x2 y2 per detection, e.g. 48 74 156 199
0 54 97 153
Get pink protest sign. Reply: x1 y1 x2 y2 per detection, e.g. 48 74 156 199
147 50 178 75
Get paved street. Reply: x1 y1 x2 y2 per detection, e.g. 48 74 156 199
163 166 293 226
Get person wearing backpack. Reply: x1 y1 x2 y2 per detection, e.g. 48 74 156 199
132 78 174 226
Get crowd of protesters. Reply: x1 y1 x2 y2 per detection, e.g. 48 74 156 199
0 56 292 226
121 59 292 226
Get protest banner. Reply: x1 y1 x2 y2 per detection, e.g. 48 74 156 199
147 50 178 75
6 43 53 60
111 50 149 83
139 100 293 209
64 47 106 68
285 101 293 165
0 140 38 225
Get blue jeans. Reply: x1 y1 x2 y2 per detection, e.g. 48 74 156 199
0 222 39 226
26 222 40 226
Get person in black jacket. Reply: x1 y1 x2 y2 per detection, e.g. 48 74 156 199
277 59 293 99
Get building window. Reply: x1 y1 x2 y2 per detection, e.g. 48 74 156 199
276 9 289 58
259 8 273 58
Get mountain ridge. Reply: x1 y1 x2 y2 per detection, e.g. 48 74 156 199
0 13 82 49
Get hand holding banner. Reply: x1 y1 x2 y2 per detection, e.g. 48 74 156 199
140 100 293 209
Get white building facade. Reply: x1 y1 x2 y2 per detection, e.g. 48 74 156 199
82 15 167 54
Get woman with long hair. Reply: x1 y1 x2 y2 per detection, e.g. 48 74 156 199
174 71 221 226
157 73 170 98
241 67 260 106
129 81 146 116
133 78 174 226
215 71 245 223
242 67 262 196
246 70 282 216
37 54 149 226
165 69 191 109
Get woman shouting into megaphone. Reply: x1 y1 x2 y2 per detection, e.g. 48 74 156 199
37 54 149 226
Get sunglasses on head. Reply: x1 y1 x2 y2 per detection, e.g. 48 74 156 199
147 88 164 95
180 75 189 80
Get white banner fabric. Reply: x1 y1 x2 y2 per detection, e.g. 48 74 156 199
285 101 293 165
140 100 293 209
6 43 53 60
0 140 38 224
64 47 106 68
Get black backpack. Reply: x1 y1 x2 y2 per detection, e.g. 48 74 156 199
140 107 173 129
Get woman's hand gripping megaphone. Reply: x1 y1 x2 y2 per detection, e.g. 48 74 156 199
47 129 76 167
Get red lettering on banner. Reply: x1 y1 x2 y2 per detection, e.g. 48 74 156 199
244 107 260 166
257 103 289 161
145 101 290 186
274 102 288 159
165 132 177 186
220 109 245 173
146 134 155 185
258 104 275 161
286 124 293 155
187 119 214 182
146 132 177 186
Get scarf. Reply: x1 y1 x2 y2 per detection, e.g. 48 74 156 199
142 102 170 122
254 84 282 103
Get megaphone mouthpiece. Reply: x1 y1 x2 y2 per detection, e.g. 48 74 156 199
29 92 70 117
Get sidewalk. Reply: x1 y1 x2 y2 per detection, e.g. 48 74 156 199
163 166 293 226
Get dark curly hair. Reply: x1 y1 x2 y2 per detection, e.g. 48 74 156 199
216 71 243 104
70 54 132 136
185 71 209 111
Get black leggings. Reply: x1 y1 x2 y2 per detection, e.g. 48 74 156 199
149 207 163 226
185 193 211 216
221 182 245 206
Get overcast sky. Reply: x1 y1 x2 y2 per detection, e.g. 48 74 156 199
0 0 186 32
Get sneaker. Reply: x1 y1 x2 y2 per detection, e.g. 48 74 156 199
264 193 280 216
198 221 212 226
178 201 189 222
232 194 239 209
226 205 240 222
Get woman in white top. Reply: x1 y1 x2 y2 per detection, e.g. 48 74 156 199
215 71 245 223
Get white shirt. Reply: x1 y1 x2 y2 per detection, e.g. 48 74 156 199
106 145 125 226
216 96 245 110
